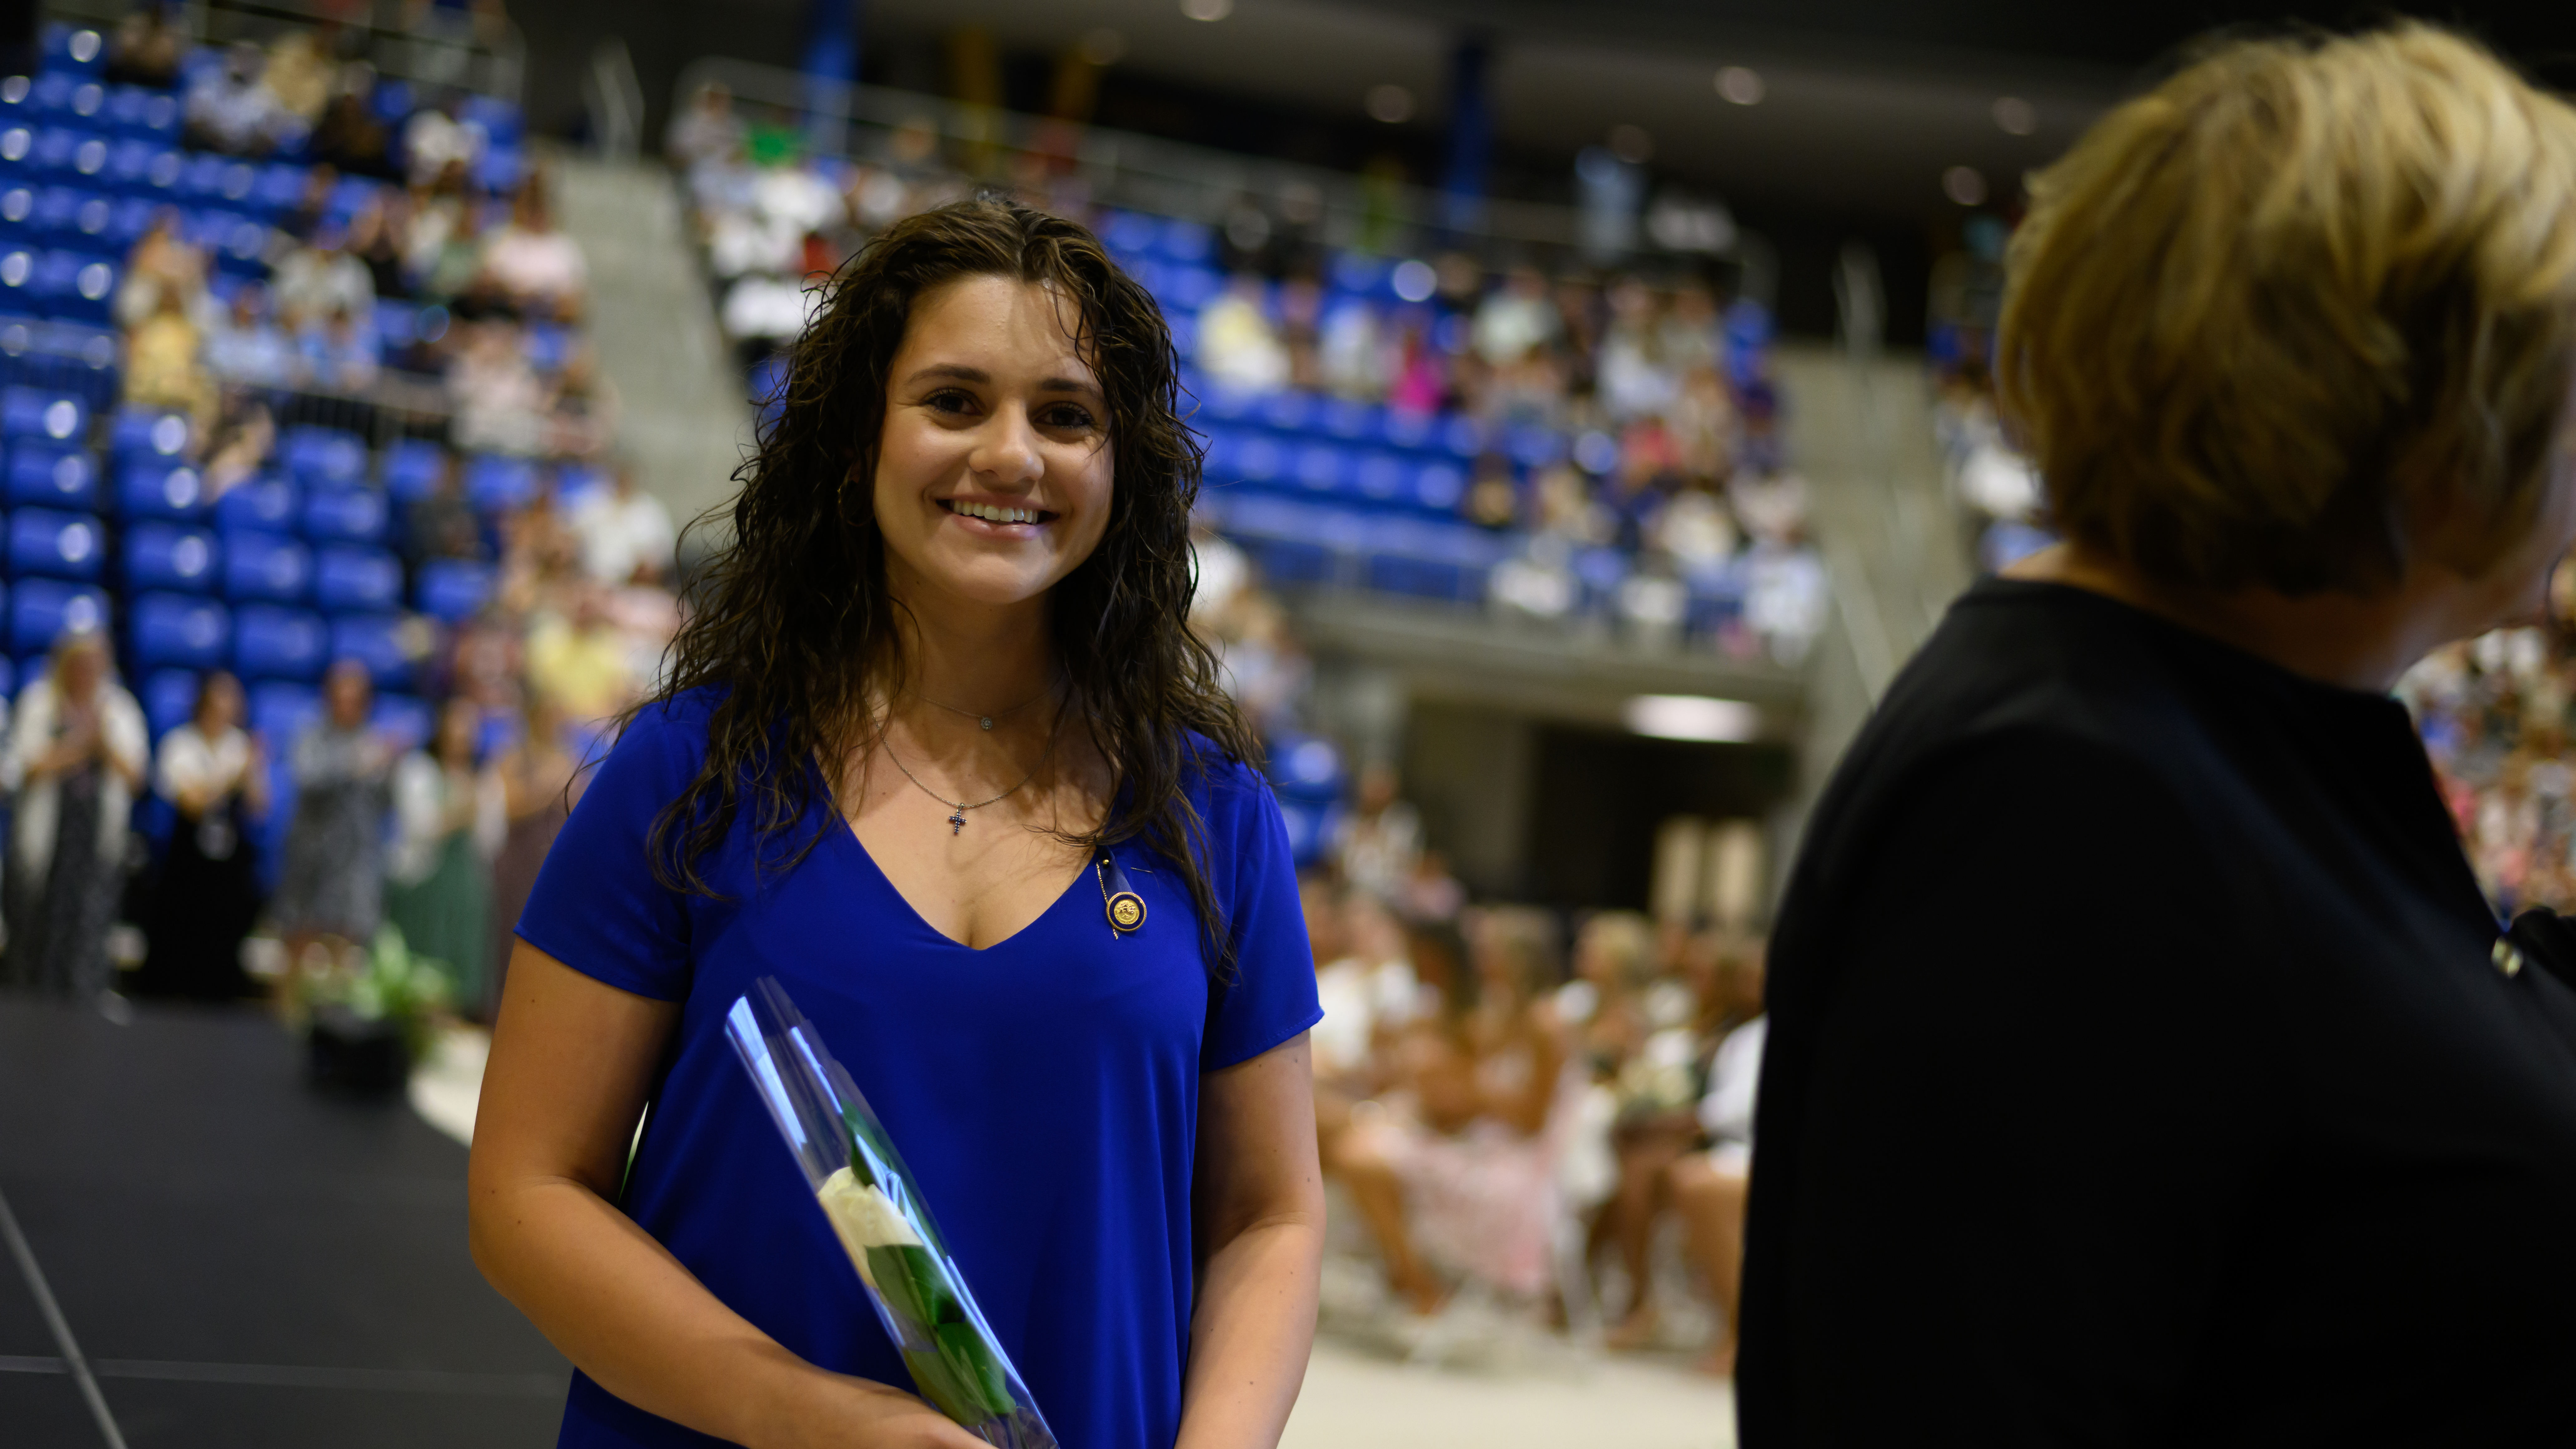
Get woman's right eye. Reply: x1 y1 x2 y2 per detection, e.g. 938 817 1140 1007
923 388 977 415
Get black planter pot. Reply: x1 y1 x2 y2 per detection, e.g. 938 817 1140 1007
306 1004 413 1095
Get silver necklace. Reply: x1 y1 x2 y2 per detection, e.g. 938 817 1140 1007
880 729 1053 835
905 683 1055 733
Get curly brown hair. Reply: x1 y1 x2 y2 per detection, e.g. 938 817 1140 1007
643 198 1258 966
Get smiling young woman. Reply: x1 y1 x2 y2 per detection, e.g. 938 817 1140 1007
466 200 1325 1449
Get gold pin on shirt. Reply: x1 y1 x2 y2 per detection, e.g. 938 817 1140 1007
1097 852 1146 937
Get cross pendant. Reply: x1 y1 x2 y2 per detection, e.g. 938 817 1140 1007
979 716 993 730
948 810 966 835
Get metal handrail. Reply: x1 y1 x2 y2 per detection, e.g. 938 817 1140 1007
670 54 1764 280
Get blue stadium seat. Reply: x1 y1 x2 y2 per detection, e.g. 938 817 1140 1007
0 651 15 700
8 506 102 580
5 442 93 508
141 667 197 740
212 475 299 535
301 485 387 545
2 385 84 443
1257 390 1316 436
554 463 607 510
1291 442 1348 496
110 406 188 460
180 209 266 277
1158 264 1223 313
104 86 178 144
10 576 105 654
178 153 260 209
414 559 493 623
281 426 366 490
465 454 537 513
30 248 113 321
247 680 318 750
1412 460 1467 513
313 545 401 613
371 691 434 750
328 612 412 689
32 129 109 186
103 139 178 202
221 529 311 603
248 162 305 218
383 437 446 500
0 77 26 127
30 73 104 124
41 23 106 76
1158 217 1215 266
0 125 31 178
1315 396 1381 445
116 460 207 521
232 604 325 682
1362 519 1504 603
123 521 219 593
129 592 228 671
1349 451 1409 506
0 183 28 236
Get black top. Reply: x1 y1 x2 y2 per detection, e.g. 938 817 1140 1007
1739 578 2576 1447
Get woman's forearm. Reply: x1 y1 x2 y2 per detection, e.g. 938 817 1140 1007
1173 1216 1322 1449
470 1172 837 1448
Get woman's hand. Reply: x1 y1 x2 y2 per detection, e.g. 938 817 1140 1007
752 1374 992 1449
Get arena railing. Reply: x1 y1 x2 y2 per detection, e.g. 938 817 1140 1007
670 55 1771 289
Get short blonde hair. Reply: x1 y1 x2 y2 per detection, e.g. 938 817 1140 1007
1997 25 2576 593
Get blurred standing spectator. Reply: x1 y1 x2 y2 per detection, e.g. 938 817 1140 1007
568 462 676 585
478 184 590 320
1334 763 1422 900
1668 947 1767 1377
135 672 266 999
115 214 212 333
1198 275 1290 392
450 319 547 454
404 452 487 566
524 590 638 724
314 77 398 179
261 30 333 128
1 632 147 1003
272 661 396 992
665 83 746 171
483 699 577 1017
106 3 186 88
386 699 502 1014
205 284 297 388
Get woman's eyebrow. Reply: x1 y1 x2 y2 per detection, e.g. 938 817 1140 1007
901 364 1100 401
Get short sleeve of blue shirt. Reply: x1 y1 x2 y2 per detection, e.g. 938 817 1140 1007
513 694 1320 1449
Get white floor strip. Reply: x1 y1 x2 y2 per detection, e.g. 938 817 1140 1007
0 1354 562 1398
0 1184 127 1448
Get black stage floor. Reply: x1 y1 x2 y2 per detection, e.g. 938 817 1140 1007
0 997 571 1447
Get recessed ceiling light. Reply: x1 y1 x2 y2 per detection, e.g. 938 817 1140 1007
1992 96 2036 135
1625 695 1760 743
1180 0 1232 20
1715 66 1764 106
1943 165 1988 206
1366 84 1414 124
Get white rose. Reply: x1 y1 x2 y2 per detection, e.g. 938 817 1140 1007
817 1166 922 1291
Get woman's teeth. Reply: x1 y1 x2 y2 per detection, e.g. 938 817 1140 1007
950 500 1042 525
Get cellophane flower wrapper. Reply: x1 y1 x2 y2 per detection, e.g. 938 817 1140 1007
724 977 1060 1449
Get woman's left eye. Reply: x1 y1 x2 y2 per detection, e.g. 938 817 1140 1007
1040 404 1097 431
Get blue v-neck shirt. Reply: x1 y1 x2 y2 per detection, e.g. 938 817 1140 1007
515 689 1322 1449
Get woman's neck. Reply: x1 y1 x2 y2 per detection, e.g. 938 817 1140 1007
2006 542 2461 693
885 586 1057 717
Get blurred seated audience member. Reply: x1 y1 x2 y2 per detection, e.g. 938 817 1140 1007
1334 763 1422 901
1597 278 1679 422
1742 27 2576 1443
1396 847 1466 926
135 672 266 1000
279 163 340 244
482 697 576 1017
1329 909 1572 1311
1198 274 1290 392
1310 886 1422 1083
569 461 677 585
665 82 746 171
184 42 302 157
314 77 398 180
272 228 377 330
123 288 213 424
450 320 548 455
205 283 296 388
298 306 381 393
261 30 332 127
200 393 276 500
271 660 396 993
478 183 590 320
524 589 638 724
115 214 212 333
0 630 146 1004
405 452 488 566
544 348 621 459
402 102 486 190
1668 944 1765 1377
106 3 185 88
349 198 412 302
386 698 503 1015
1473 265 1562 370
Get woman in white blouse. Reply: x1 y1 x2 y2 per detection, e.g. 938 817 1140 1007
139 671 267 998
2 629 148 1000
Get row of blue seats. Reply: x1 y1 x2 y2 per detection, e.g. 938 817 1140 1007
0 187 276 279
0 568 486 677
0 124 309 213
1189 382 1573 469
0 508 491 612
4 74 180 144
1203 431 1467 516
